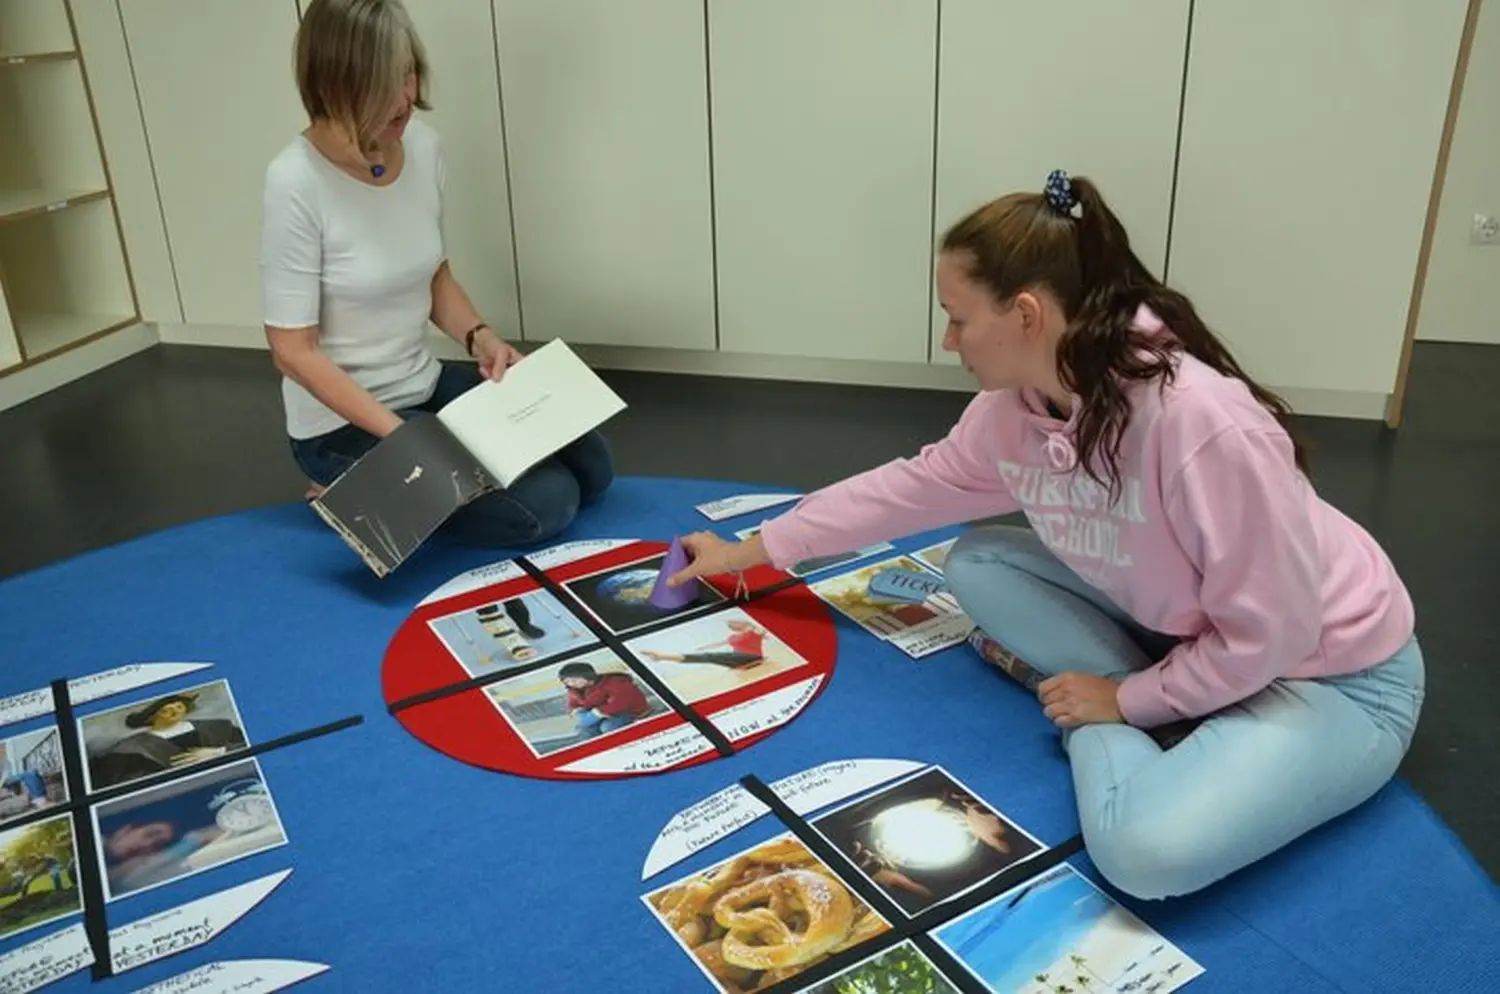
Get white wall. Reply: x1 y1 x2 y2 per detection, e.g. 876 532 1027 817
495 0 716 350
117 0 305 329
19 0 1478 421
932 0 1189 367
1169 0 1470 406
1417 0 1500 345
709 0 936 364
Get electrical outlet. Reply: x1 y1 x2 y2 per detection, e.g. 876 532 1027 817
1472 213 1500 246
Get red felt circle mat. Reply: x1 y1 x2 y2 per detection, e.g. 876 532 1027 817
381 540 837 780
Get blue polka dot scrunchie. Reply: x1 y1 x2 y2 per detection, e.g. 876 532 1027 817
1044 169 1081 218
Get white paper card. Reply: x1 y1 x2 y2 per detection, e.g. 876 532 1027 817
705 676 823 741
640 784 770 880
132 960 329 994
437 339 626 488
557 723 715 775
416 560 527 607
526 539 639 571
110 870 292 975
0 924 94 994
0 663 215 730
769 758 927 817
694 493 801 522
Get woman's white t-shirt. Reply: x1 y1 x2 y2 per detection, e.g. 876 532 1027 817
259 118 446 440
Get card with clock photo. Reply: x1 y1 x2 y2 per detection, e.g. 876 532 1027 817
91 758 288 902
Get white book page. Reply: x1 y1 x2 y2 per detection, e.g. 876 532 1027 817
436 340 625 487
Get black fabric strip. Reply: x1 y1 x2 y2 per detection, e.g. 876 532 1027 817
390 563 808 716
739 774 1085 994
387 640 609 713
52 680 113 980
81 714 363 810
516 557 735 758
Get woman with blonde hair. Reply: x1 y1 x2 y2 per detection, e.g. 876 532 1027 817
260 0 612 547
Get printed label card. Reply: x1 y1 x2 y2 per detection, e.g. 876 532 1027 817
0 663 214 731
0 727 68 830
809 766 1047 918
0 924 93 994
809 557 973 658
133 959 330 994
108 870 293 975
696 493 802 522
934 864 1205 994
642 833 893 993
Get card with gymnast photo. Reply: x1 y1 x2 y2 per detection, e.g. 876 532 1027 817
427 588 599 677
562 553 725 635
625 608 809 706
79 679 250 795
642 832 893 994
811 766 1045 917
0 727 68 830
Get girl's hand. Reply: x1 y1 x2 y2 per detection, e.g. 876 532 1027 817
668 532 768 586
1037 672 1124 727
474 328 523 381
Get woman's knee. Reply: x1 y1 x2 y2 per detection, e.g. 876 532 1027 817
944 526 1050 614
1083 809 1220 902
509 462 582 544
562 430 615 505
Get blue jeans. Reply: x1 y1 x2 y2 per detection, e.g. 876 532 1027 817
944 524 1425 900
574 709 636 738
289 361 614 549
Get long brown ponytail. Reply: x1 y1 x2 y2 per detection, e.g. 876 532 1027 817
941 172 1307 501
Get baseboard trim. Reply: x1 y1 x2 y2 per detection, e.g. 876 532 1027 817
0 323 157 413
151 322 1392 420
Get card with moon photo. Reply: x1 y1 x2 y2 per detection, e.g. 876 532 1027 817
483 649 674 759
0 812 82 943
92 757 288 902
796 940 963 994
624 608 809 706
427 589 599 677
0 727 68 830
79 679 250 795
933 863 1204 994
641 832 893 994
810 766 1045 917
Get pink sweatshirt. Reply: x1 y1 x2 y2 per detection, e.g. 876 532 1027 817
759 314 1415 728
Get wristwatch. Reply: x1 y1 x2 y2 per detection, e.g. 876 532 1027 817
465 323 491 356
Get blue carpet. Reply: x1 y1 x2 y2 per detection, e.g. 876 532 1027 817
0 476 1494 992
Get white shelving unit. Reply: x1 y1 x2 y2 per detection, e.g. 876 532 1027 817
0 0 138 376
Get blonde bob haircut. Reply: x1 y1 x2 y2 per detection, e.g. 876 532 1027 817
295 0 431 152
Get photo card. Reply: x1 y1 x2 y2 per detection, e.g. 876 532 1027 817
797 940 964 993
733 525 894 580
484 648 673 758
0 727 67 829
626 607 809 706
428 588 598 677
913 537 958 575
564 553 726 635
80 678 250 795
808 556 973 658
93 758 288 902
643 832 893 994
0 812 82 942
934 863 1204 994
811 767 1045 917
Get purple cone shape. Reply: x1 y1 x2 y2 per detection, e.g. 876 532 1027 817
649 537 698 610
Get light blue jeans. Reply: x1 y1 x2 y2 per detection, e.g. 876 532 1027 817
944 525 1425 901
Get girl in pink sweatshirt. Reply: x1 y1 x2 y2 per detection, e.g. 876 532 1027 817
669 171 1424 901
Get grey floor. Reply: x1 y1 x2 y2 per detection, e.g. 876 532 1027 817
1 341 1496 880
